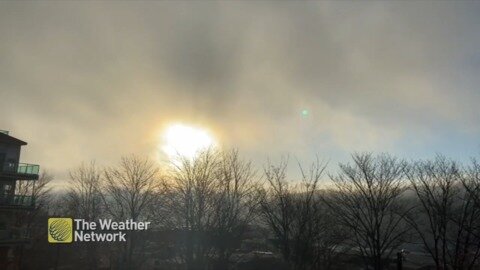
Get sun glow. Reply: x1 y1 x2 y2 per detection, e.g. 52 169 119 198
161 123 216 160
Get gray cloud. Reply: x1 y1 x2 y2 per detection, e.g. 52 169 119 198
1 1 479 186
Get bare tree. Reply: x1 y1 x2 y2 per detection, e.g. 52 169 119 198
16 171 54 269
161 149 259 270
64 161 103 269
102 155 162 269
210 150 260 269
450 186 480 270
259 157 343 270
16 170 53 210
462 158 480 209
461 158 480 269
327 153 410 270
164 149 220 269
66 161 103 220
406 155 480 269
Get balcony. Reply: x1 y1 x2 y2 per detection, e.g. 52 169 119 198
0 195 35 210
0 228 30 245
0 162 39 180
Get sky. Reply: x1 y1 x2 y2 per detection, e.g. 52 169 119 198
1 1 480 187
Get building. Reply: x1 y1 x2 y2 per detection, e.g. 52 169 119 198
0 130 39 269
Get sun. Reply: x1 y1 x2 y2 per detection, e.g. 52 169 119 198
161 123 216 160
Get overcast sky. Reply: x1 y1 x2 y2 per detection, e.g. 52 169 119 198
1 2 480 186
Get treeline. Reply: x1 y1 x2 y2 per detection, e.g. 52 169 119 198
19 150 480 270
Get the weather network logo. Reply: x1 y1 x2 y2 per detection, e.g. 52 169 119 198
47 217 150 244
48 218 73 243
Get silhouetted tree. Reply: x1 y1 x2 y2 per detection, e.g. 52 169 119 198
162 149 259 270
103 155 162 269
16 170 53 209
211 150 260 269
327 153 410 270
462 158 480 209
406 156 480 269
260 157 345 270
16 170 54 270
66 161 103 220
164 149 221 269
65 161 103 269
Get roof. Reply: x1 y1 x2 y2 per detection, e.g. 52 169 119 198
0 132 27 146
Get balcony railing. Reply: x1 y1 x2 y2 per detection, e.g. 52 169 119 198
0 195 35 208
13 195 35 207
17 163 40 175
0 228 30 243
0 162 40 176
